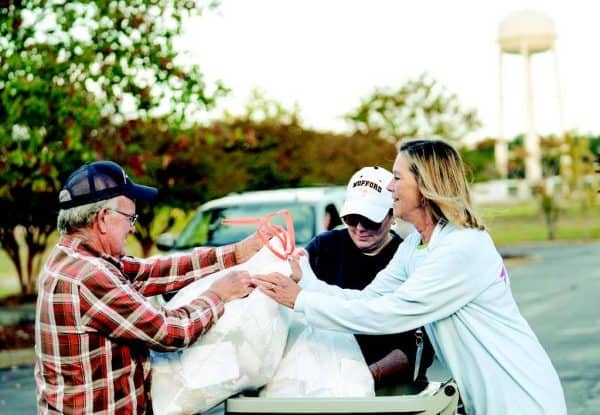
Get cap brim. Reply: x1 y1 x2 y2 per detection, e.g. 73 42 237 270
340 199 390 223
125 183 158 201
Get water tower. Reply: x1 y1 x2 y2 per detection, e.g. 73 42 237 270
496 10 563 182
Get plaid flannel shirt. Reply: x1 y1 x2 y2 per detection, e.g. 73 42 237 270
35 235 237 414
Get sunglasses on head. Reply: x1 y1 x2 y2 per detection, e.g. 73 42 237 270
342 214 383 231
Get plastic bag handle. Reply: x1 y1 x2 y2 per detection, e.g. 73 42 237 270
221 209 296 260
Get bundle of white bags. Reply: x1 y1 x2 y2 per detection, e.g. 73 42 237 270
261 313 375 398
150 213 374 414
150 238 292 415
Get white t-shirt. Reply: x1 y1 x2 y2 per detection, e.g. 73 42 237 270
295 222 566 415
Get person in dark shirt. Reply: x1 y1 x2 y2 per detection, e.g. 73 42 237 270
305 166 434 393
323 202 343 231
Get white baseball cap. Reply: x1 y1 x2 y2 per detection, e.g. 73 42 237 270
340 166 394 223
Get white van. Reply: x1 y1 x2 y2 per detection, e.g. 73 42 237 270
157 186 346 251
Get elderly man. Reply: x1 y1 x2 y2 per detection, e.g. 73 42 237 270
35 160 265 414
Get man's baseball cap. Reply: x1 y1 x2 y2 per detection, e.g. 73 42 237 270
340 166 394 223
58 161 158 209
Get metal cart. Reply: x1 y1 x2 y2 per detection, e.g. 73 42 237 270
225 379 459 415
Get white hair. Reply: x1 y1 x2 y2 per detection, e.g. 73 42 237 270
57 197 119 234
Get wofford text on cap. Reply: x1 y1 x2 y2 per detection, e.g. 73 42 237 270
352 180 383 192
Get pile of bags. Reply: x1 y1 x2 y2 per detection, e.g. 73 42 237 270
261 313 374 398
150 213 373 414
150 239 291 414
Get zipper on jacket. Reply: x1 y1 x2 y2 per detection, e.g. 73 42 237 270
413 328 424 381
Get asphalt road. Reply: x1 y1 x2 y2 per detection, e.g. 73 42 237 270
502 242 600 415
1 242 599 414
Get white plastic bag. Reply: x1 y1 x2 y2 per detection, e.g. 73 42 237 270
259 263 375 398
260 314 374 398
150 239 292 415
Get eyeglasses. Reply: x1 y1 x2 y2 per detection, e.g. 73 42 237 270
108 208 138 226
342 214 383 231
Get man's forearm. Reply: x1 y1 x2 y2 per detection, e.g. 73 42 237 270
368 348 410 384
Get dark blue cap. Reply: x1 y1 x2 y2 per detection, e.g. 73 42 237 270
58 161 158 209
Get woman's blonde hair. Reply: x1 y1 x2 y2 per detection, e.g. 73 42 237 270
398 138 485 230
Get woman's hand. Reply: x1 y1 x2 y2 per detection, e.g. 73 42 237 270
288 253 305 283
253 272 301 309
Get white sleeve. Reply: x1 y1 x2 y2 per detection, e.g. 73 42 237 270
297 233 416 300
295 230 503 334
359 232 418 296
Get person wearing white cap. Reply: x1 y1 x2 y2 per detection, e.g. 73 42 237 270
305 166 434 393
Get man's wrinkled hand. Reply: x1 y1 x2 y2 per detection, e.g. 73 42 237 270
233 225 280 264
208 270 254 302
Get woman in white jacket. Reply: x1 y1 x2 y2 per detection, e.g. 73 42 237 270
254 138 566 415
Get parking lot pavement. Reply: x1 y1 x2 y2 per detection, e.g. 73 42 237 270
503 242 600 415
0 364 34 413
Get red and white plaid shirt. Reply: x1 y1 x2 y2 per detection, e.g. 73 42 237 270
35 235 237 414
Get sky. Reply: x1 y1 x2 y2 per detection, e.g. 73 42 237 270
177 0 600 143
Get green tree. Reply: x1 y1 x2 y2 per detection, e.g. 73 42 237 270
531 182 560 240
531 132 595 241
212 93 398 193
460 138 499 183
232 89 302 126
507 134 525 179
89 117 201 257
0 0 223 296
558 133 596 242
93 93 399 257
91 92 303 256
345 73 481 145
557 132 595 196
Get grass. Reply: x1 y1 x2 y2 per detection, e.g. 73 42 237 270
481 201 600 246
1 201 599 299
0 252 21 299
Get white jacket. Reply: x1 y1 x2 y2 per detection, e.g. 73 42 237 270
295 222 566 415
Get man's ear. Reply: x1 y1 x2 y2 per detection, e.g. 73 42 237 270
96 208 110 234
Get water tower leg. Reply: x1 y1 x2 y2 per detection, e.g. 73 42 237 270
522 46 542 183
553 46 565 134
553 46 570 190
496 51 508 178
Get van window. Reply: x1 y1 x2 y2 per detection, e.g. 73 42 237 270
175 202 317 249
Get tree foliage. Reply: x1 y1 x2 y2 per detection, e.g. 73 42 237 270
506 131 597 240
93 113 398 258
460 138 499 183
0 0 222 296
345 73 481 145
